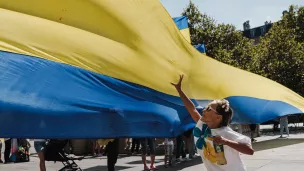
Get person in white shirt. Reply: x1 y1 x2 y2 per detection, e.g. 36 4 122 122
171 75 254 171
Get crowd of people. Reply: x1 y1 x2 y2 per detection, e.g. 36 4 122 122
123 132 197 170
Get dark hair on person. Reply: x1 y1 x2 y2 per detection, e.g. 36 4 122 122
214 99 233 127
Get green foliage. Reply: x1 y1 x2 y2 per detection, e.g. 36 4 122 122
255 5 304 96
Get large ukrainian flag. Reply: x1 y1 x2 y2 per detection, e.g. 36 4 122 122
0 0 303 138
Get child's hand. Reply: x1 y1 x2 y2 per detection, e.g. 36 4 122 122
171 75 184 90
213 136 229 145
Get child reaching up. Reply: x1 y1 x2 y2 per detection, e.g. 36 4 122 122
164 138 174 168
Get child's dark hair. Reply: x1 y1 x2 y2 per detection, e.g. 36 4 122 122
214 99 233 127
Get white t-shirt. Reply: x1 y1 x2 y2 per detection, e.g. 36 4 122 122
164 138 174 145
193 119 251 171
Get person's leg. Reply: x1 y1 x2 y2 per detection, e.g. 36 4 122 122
185 131 194 158
180 137 186 159
34 141 46 171
189 134 195 158
169 144 174 166
92 140 96 155
185 136 190 155
257 124 261 137
249 124 257 142
103 144 108 155
96 140 101 156
140 139 149 170
148 138 157 170
135 139 140 153
184 129 192 158
37 152 46 171
284 120 289 136
280 120 284 137
107 139 119 171
175 136 182 160
107 141 114 171
0 140 3 163
131 139 135 153
124 138 130 152
4 139 11 163
113 139 119 165
164 154 168 168
164 143 168 167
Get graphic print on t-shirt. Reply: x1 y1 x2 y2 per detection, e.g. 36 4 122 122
193 123 227 165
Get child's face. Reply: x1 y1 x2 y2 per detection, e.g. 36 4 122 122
201 103 222 129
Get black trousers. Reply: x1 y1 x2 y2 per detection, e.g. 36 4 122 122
107 139 119 171
176 135 186 159
4 139 11 163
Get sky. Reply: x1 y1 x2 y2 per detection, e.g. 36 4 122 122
160 0 304 30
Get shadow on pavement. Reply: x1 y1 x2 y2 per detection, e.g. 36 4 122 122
83 165 132 171
157 157 202 171
126 158 164 165
253 138 304 151
126 156 202 170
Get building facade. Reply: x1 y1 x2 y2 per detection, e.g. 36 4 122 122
242 20 273 44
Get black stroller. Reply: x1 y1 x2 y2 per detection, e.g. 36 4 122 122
44 139 84 171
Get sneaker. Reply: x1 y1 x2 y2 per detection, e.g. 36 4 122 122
0 160 3 164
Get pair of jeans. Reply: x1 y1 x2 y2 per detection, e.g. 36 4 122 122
280 119 289 136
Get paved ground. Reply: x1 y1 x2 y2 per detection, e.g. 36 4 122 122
1 132 304 171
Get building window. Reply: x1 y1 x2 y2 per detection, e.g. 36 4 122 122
261 26 266 35
250 29 255 38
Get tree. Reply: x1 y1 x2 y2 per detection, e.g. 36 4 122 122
253 5 304 96
182 1 255 71
282 5 304 42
